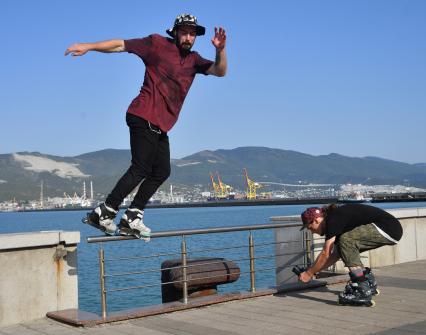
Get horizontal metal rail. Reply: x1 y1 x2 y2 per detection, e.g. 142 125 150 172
87 222 301 243
251 240 300 248
105 267 165 278
253 266 278 273
105 250 181 262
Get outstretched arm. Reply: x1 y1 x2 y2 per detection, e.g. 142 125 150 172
64 39 125 56
207 27 227 77
299 236 338 283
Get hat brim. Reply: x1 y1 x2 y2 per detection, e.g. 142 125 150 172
166 25 205 37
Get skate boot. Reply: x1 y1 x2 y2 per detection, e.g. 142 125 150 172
338 276 375 307
82 203 118 235
117 208 151 241
343 268 379 296
364 267 379 295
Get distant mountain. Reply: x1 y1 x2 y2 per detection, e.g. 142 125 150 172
0 147 425 201
414 163 426 169
172 148 426 189
0 150 132 202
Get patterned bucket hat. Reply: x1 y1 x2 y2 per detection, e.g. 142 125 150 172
166 13 206 37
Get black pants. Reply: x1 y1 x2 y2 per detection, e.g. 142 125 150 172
105 113 171 210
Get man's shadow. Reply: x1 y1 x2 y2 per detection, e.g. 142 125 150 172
274 285 342 306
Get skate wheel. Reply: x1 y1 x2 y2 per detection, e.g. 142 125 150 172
368 300 376 307
375 289 380 296
118 228 132 237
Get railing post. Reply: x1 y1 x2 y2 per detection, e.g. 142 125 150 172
304 230 312 267
249 231 256 293
181 235 188 304
99 244 107 318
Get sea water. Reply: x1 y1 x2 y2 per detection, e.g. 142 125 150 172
0 202 424 315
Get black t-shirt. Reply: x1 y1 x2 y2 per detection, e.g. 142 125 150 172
325 204 403 241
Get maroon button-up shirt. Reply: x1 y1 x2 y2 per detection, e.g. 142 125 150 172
124 34 214 132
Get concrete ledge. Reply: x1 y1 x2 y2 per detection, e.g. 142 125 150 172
0 231 80 327
387 207 426 219
0 231 80 251
270 215 301 222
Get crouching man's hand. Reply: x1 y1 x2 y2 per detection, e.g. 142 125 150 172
299 270 314 283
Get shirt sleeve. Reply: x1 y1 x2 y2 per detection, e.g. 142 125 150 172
124 35 154 60
194 52 214 75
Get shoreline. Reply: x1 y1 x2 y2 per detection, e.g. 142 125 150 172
3 195 426 213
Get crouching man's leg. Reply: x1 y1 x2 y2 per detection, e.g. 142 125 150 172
335 224 393 306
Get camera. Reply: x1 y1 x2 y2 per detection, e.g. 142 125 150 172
292 265 307 276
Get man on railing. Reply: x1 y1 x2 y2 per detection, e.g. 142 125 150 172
298 203 403 307
65 14 227 240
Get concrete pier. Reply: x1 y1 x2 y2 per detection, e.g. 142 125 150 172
0 231 80 327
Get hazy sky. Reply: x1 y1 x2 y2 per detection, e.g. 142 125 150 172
1 1 425 163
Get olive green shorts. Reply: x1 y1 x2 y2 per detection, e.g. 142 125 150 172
335 223 396 267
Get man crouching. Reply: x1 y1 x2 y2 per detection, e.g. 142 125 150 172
299 203 403 306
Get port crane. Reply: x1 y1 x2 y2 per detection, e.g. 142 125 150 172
210 172 234 199
243 168 262 200
209 173 221 199
216 172 234 199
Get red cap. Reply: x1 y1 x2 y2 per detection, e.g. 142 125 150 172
300 207 323 230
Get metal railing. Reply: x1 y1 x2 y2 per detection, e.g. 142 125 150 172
87 222 313 319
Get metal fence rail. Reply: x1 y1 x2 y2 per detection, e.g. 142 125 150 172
87 222 302 243
87 221 312 319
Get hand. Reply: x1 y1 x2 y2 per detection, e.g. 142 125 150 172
299 270 313 283
211 27 226 51
64 43 90 57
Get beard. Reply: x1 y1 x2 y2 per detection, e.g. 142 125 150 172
178 40 193 51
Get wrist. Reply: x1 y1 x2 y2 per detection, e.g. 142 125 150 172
84 43 94 51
